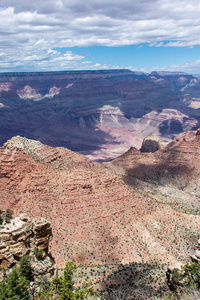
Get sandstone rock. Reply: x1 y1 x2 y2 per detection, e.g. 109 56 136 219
110 130 200 191
168 262 183 272
0 241 15 268
31 256 54 277
193 238 200 260
194 249 200 259
20 213 29 222
190 237 200 262
9 242 29 259
0 215 53 269
140 133 163 153
32 218 52 251
1 136 200 269
196 128 200 136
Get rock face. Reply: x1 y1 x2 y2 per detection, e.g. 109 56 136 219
0 70 199 161
109 129 200 192
32 218 52 251
0 214 52 269
140 133 164 153
191 238 200 262
0 135 200 268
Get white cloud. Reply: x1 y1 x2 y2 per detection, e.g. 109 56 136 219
130 59 200 75
0 0 200 71
0 46 109 71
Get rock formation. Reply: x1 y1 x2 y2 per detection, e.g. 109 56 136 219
0 135 200 269
108 129 200 193
140 133 164 152
191 238 200 262
0 213 53 276
0 70 199 161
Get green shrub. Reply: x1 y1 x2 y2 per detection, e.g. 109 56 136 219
5 209 13 223
36 276 54 300
167 261 200 299
170 268 182 285
19 255 32 281
34 247 44 261
37 261 97 300
0 267 30 300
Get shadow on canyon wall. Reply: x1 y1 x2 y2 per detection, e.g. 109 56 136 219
121 143 195 190
0 71 200 156
99 262 167 300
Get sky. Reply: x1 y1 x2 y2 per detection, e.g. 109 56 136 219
0 0 200 74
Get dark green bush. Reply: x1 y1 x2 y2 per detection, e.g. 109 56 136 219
167 261 200 299
0 267 30 300
37 261 96 299
5 209 13 223
19 255 32 281
34 247 44 261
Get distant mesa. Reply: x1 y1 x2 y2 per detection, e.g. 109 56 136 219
150 71 159 76
0 69 199 161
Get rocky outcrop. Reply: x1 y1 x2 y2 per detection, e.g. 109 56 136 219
0 214 52 269
167 237 200 297
109 129 200 192
32 218 52 251
191 238 200 262
196 127 200 136
140 133 164 153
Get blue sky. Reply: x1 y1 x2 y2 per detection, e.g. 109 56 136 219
55 45 200 74
1 0 200 74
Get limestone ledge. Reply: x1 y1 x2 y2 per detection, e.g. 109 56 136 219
0 214 52 268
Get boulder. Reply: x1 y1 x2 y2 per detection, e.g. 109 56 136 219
196 128 200 136
190 237 200 262
32 218 52 250
140 133 163 153
20 213 29 222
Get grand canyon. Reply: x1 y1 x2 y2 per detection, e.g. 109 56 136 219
0 70 200 299
0 70 200 161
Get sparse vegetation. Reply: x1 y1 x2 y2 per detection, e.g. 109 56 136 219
4 209 13 223
36 261 97 299
0 209 13 225
167 261 200 299
34 247 45 261
0 256 31 300
0 260 97 300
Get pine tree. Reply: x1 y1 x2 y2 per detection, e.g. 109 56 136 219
0 267 30 300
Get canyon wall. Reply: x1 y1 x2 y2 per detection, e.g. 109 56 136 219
0 70 199 161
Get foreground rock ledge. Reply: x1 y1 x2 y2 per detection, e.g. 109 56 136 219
0 214 52 269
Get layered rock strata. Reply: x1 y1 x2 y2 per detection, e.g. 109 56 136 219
109 129 200 192
0 214 52 269
0 136 200 268
0 70 199 161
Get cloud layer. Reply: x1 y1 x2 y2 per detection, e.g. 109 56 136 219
0 0 200 72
